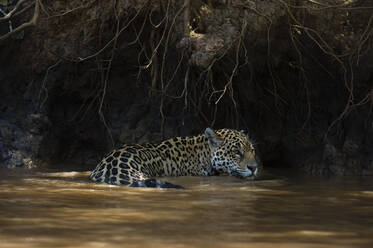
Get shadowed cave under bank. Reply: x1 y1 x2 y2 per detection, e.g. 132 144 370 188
0 0 372 176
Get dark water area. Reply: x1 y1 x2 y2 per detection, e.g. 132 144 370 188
1 168 373 248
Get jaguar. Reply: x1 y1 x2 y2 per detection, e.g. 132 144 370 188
89 128 258 188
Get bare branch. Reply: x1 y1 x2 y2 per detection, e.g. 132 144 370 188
74 0 150 62
0 0 27 23
0 0 39 42
38 59 62 110
183 0 190 36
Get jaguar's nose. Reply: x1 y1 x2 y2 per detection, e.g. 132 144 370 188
247 164 257 174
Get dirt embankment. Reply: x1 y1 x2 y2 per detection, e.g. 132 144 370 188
0 0 372 175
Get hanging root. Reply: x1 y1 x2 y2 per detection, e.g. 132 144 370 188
10 0 373 138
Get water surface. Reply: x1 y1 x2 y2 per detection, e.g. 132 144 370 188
1 168 373 248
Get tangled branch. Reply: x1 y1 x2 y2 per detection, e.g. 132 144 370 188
6 0 371 141
0 0 39 42
0 0 27 23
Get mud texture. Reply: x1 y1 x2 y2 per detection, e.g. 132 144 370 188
0 0 372 175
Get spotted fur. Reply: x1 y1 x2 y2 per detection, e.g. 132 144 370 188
89 128 258 188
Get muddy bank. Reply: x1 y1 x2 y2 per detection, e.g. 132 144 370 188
0 0 372 175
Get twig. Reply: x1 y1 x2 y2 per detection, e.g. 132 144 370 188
0 0 27 23
74 0 150 62
0 0 39 42
183 0 190 36
97 0 121 147
38 59 62 110
46 4 88 19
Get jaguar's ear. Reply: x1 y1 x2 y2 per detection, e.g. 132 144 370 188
205 127 222 148
240 129 248 135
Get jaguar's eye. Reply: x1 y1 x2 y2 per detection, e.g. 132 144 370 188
235 150 242 158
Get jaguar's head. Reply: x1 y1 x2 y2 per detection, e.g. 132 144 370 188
205 127 258 179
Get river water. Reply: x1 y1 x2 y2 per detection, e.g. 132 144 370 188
1 168 373 248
